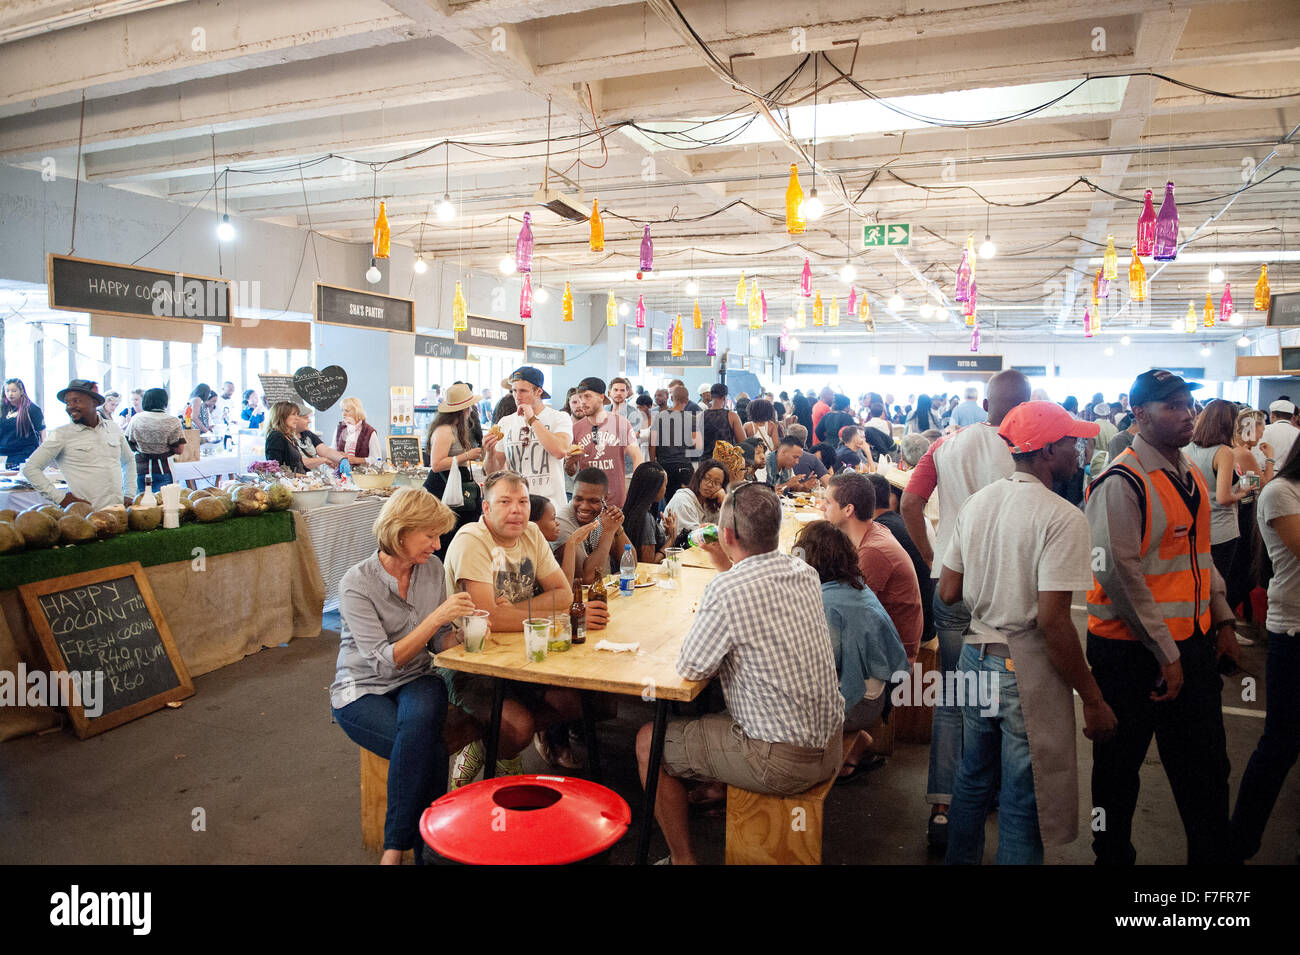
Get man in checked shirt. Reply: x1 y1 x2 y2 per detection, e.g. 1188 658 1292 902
634 481 845 864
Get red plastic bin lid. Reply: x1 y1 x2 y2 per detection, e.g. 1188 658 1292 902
420 774 632 865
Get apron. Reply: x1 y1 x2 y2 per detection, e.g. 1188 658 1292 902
1002 627 1079 847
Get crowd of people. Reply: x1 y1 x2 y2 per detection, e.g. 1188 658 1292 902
10 365 1299 867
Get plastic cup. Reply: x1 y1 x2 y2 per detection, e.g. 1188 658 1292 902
547 612 571 653
523 619 551 663
461 611 490 653
661 547 682 589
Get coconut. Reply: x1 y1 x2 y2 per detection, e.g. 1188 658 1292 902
229 485 268 516
0 508 18 523
193 497 229 523
34 504 66 522
0 522 24 554
14 510 59 549
58 515 98 544
127 505 163 532
87 506 128 538
264 483 293 511
63 500 94 519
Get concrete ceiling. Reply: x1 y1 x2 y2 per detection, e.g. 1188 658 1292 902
3 0 1298 348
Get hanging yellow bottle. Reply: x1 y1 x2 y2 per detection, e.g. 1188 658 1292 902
372 201 391 259
1185 301 1196 333
1254 264 1270 310
860 295 874 332
796 301 806 328
693 301 702 330
588 200 604 252
829 296 839 327
452 281 467 332
1093 301 1102 334
748 284 761 329
736 272 747 306
562 282 573 322
606 291 617 327
671 315 684 356
1092 270 1100 308
785 164 805 235
1128 247 1147 303
1103 235 1118 280
1203 292 1215 328
813 292 824 326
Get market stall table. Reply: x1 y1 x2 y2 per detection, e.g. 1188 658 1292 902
170 454 246 489
435 562 710 865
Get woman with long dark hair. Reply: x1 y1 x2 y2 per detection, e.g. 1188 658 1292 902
0 378 44 468
622 461 674 563
905 394 936 434
1185 399 1252 583
744 398 781 456
1231 438 1300 860
791 392 814 445
663 457 728 546
422 383 482 549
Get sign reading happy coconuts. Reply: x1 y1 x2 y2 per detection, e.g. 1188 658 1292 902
47 254 232 324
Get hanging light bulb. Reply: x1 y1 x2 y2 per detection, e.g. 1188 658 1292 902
918 301 935 319
562 282 573 322
436 194 455 222
1169 318 1183 332
515 212 533 273
1153 181 1179 262
373 201 391 259
638 225 653 277
217 214 235 242
802 188 825 221
619 302 630 316
1254 264 1270 310
1208 265 1225 284
888 291 905 312
452 281 467 331
706 317 718 357
1237 334 1250 348
498 253 515 275
365 258 381 284
800 259 813 298
847 286 857 315
1084 306 1094 338
536 285 552 304
1222 284 1237 324
788 336 801 351
1121 334 1131 345
840 261 857 284
588 199 604 251
1185 301 1197 333
978 234 996 259
519 273 533 319
829 296 839 327
684 276 698 297
606 291 617 327
692 300 703 330
1104 346 1115 357
635 294 646 329
1200 345 1212 357
954 236 974 302
1103 235 1118 280
1135 188 1157 256
1128 247 1147 303
796 301 807 328
813 292 824 326
970 321 981 351
1203 292 1216 328
413 255 428 274
785 164 805 235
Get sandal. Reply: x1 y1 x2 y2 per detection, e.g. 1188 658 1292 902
835 754 887 786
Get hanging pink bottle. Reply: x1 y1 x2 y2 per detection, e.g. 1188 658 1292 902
760 291 768 324
970 322 981 352
519 272 532 319
847 286 857 315
1153 181 1179 262
515 212 533 273
1220 283 1234 324
1083 305 1093 338
1135 189 1156 257
1097 269 1110 299
635 294 646 329
779 326 789 353
706 318 717 357
954 243 973 302
639 225 653 274
720 300 729 327
800 258 812 298
964 277 978 318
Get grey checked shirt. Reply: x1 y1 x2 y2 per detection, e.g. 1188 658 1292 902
677 550 844 747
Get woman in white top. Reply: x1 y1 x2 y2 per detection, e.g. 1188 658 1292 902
633 393 654 463
663 457 728 547
333 396 378 467
1184 400 1253 584
743 398 781 456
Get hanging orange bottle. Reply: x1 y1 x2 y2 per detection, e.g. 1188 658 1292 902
785 164 805 235
372 201 391 259
1254 264 1270 311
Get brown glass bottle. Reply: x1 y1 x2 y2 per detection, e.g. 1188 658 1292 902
569 576 587 645
587 574 607 607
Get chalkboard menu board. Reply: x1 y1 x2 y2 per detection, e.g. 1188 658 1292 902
387 435 422 468
455 314 526 352
48 254 232 324
526 345 566 365
1280 347 1300 372
293 365 348 411
314 282 415 334
1267 291 1300 327
20 563 194 738
645 350 713 368
928 354 1003 372
416 335 468 360
258 374 307 409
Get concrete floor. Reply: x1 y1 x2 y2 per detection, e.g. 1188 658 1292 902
1 610 1295 865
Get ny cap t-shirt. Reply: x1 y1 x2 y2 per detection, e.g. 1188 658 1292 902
497 406 572 512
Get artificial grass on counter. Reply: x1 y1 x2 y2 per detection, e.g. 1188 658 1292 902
0 510 296 589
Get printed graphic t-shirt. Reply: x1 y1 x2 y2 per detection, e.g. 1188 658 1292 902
443 520 561 606
497 406 572 512
573 412 635 507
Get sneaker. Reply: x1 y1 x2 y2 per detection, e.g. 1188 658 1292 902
497 754 523 777
927 809 949 851
1235 633 1255 646
451 740 485 789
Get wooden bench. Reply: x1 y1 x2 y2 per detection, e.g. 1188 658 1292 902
724 734 856 865
360 705 482 852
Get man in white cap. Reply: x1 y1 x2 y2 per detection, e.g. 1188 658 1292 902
1262 399 1297 468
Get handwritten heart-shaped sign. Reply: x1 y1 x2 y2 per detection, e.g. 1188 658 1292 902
292 365 348 411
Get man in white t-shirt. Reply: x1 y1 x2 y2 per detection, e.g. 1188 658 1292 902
900 368 1031 850
484 366 572 514
1261 399 1297 469
939 401 1115 864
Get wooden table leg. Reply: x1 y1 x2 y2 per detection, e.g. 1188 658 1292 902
580 691 603 784
484 679 505 780
635 699 669 865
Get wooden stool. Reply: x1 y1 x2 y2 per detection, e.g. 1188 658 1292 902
724 734 854 865
360 705 481 852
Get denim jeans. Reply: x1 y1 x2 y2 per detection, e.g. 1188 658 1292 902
946 645 1041 864
1231 630 1300 859
927 589 970 804
332 674 448 856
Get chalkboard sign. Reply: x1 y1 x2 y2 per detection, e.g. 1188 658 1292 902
526 344 566 365
387 435 422 468
293 365 348 411
314 282 415 334
20 563 194 738
48 253 232 324
455 314 526 352
258 374 307 409
1267 291 1300 327
1281 347 1300 372
928 354 1003 372
416 335 468 360
645 350 713 368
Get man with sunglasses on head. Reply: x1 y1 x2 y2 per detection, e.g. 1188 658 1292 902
635 481 844 865
564 376 641 508
484 366 571 515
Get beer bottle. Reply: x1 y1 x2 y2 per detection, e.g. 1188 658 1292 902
587 574 607 606
569 576 586 645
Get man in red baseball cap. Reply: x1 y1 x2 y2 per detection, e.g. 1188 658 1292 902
937 401 1115 864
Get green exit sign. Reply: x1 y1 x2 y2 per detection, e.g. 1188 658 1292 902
863 222 910 247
